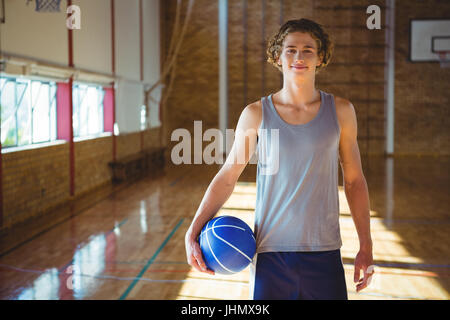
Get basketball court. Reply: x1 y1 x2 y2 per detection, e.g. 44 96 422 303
0 0 449 301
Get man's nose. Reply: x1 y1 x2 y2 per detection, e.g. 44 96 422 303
294 52 305 62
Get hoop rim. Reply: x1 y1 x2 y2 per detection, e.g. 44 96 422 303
434 51 450 68
434 50 450 60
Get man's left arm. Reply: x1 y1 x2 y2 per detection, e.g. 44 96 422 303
336 97 374 293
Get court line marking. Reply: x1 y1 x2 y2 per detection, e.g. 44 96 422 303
1 263 446 300
169 168 192 186
118 218 184 300
0 167 185 259
0 263 249 285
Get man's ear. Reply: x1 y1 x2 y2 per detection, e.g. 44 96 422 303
317 53 323 67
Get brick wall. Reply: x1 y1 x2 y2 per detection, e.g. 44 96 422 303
74 135 113 197
394 0 450 155
2 142 70 230
161 0 219 159
143 127 162 150
161 0 448 157
116 131 142 159
162 0 387 158
314 0 386 155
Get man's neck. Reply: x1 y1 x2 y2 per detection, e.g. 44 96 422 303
277 78 319 109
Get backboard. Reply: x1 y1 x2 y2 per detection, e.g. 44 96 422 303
409 19 450 62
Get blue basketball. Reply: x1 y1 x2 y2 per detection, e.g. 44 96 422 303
199 215 256 275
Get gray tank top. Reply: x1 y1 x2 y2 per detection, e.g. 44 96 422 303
254 89 342 253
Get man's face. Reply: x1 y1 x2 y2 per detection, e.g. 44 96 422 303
277 32 322 76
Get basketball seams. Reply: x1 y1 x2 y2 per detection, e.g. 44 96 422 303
211 217 253 263
205 220 235 274
200 216 256 274
202 224 246 233
210 216 255 243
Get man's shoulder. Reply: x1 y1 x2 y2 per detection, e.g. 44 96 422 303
333 95 357 131
333 95 356 121
241 99 263 125
245 99 263 114
334 95 354 111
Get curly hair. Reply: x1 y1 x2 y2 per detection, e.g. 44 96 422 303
267 18 334 73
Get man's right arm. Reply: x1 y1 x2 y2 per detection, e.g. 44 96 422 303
185 102 262 274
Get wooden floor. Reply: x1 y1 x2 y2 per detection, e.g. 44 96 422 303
0 156 449 300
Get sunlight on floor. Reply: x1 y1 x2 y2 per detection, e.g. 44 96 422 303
176 182 449 300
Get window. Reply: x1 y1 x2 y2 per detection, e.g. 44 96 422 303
0 76 57 148
140 104 147 130
72 83 104 138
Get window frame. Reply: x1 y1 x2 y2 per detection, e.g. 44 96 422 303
72 82 105 139
0 76 57 149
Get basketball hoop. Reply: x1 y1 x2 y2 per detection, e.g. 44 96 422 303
33 0 61 12
436 51 450 68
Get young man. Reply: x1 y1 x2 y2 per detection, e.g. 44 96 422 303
185 18 374 300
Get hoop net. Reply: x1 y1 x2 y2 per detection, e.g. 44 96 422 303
436 51 450 68
35 0 61 12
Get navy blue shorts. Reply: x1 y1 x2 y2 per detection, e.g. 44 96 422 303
250 250 348 300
